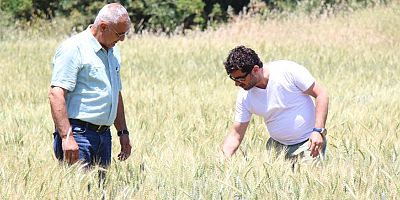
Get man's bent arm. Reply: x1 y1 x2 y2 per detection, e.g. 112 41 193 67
49 86 79 164
304 81 329 128
221 121 249 157
304 81 329 157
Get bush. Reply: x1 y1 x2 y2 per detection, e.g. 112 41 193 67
126 0 205 33
0 0 32 19
0 0 392 35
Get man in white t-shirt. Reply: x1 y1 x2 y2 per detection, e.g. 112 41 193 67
221 46 329 163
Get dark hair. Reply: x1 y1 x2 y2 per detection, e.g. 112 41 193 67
224 45 263 74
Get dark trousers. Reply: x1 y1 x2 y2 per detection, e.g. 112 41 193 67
53 122 112 168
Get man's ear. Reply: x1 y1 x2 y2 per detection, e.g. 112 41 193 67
252 65 260 72
99 22 108 32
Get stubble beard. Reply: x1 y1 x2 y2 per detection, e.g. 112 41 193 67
241 74 257 90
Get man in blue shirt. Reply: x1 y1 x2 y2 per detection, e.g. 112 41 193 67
49 3 132 168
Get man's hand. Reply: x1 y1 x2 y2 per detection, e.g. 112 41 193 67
308 132 324 158
62 136 79 164
118 134 131 161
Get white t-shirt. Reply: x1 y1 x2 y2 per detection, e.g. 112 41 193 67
234 60 316 145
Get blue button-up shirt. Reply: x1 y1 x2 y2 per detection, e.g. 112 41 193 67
51 27 122 126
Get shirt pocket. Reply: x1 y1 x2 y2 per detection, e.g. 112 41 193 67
80 62 109 90
87 64 106 81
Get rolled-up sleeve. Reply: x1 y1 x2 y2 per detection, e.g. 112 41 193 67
51 42 81 91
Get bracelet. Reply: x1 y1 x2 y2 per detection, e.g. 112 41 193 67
117 130 129 136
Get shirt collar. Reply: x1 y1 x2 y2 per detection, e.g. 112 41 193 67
85 25 104 53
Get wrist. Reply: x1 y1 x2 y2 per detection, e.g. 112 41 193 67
117 130 129 137
312 127 327 138
60 127 73 139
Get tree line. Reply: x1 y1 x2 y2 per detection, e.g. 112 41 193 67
0 0 388 34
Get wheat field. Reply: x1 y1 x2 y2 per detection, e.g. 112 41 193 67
0 2 399 199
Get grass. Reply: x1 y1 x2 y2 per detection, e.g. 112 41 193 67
0 2 399 199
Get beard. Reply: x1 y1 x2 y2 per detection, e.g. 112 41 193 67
240 74 258 90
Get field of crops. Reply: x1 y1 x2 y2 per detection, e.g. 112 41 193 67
0 2 399 199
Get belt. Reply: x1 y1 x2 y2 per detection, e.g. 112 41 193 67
69 119 110 132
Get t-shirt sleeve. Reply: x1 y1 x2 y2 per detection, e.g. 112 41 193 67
234 91 252 123
50 43 81 91
291 62 315 92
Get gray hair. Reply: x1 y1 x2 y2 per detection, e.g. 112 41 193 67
94 3 130 25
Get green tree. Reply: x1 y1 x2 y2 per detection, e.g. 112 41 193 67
126 0 205 33
0 0 32 19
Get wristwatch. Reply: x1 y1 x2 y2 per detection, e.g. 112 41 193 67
117 130 129 137
312 128 327 138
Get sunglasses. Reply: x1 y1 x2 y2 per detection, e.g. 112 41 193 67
228 71 250 82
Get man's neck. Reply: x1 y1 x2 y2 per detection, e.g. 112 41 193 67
256 68 269 89
90 25 109 50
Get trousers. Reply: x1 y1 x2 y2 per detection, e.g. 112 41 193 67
266 137 327 165
53 121 112 168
